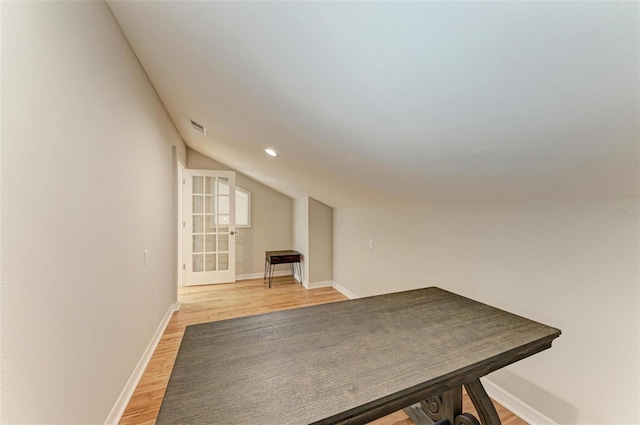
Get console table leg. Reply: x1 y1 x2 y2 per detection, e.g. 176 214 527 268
464 380 501 425
296 262 303 284
263 259 268 280
403 404 431 425
268 263 274 288
403 379 501 425
404 386 462 425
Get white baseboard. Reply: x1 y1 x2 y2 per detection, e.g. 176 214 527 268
104 302 180 425
332 282 360 299
482 378 559 425
306 280 334 289
236 270 291 281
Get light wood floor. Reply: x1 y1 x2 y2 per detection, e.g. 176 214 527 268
119 277 526 425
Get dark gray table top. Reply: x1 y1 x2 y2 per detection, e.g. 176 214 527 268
157 287 560 425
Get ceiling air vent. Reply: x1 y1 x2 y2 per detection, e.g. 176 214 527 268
189 119 207 135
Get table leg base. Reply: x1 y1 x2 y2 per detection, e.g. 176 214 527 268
404 403 434 425
403 379 501 425
404 406 482 425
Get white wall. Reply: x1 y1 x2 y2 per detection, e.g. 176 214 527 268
308 197 333 284
187 149 293 277
293 197 310 284
334 196 639 425
1 2 186 423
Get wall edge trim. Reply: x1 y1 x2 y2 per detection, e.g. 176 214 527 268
104 302 180 425
332 282 360 299
306 280 334 289
482 377 559 425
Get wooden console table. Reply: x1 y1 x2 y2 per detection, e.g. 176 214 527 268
264 250 302 288
157 287 561 425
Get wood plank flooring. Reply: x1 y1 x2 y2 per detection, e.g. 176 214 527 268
118 277 527 425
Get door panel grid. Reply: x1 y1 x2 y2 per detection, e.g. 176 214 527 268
187 170 235 285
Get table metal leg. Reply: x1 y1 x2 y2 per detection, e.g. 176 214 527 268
292 262 300 284
264 259 268 280
264 260 303 288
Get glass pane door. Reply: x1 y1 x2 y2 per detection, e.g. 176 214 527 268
186 170 235 285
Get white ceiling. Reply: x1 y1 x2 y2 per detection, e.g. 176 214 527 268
108 1 639 207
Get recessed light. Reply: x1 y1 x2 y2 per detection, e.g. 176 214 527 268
265 148 278 157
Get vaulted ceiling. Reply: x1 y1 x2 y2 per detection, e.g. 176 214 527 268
108 1 638 207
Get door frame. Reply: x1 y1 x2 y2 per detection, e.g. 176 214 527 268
177 158 186 287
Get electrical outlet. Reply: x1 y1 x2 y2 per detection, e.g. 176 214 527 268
144 249 149 265
369 239 374 249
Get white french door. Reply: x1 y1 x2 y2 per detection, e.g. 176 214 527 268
186 169 236 285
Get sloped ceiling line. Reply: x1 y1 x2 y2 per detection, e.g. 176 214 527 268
108 1 639 207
